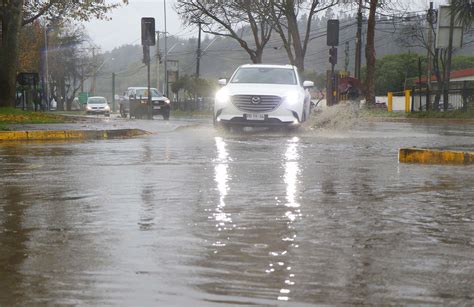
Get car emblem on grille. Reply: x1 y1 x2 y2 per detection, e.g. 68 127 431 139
251 96 261 104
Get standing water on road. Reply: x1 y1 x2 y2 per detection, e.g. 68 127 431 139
0 119 473 305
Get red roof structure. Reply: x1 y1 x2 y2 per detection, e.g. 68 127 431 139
415 67 474 84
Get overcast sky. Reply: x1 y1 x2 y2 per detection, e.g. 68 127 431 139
83 0 196 51
83 0 447 52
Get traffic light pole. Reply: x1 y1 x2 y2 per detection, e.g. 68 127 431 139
355 0 363 80
326 19 339 107
141 17 156 120
112 72 116 113
329 46 338 106
147 52 152 119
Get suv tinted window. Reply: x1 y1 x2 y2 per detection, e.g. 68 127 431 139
230 67 297 85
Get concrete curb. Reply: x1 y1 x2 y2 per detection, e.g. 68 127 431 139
399 147 474 165
0 129 151 142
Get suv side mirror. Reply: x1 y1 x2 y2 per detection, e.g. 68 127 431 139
218 79 227 86
303 80 314 88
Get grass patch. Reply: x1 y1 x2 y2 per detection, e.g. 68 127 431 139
359 107 474 119
406 109 474 119
0 107 72 125
359 108 407 118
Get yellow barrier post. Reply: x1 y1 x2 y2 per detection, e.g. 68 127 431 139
387 92 393 112
405 89 411 113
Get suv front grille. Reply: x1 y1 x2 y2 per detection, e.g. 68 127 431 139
231 95 282 113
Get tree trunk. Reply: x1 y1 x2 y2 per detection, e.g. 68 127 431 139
0 0 25 107
364 0 378 107
255 49 263 64
59 77 65 111
287 8 304 72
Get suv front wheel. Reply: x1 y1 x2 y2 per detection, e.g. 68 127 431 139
162 106 170 120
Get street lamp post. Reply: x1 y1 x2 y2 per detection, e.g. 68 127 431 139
164 0 168 97
44 25 50 110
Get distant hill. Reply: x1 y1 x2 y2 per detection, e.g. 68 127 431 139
90 13 474 101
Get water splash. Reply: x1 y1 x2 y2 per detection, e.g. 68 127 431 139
309 101 360 131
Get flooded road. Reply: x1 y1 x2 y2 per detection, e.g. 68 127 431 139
1 118 473 305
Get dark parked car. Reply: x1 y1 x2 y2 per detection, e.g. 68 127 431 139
119 87 171 120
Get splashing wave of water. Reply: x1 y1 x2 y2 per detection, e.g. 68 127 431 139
309 101 360 131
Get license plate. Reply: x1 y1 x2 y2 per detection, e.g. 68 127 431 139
245 113 265 121
153 106 161 109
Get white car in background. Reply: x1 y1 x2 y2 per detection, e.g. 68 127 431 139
85 96 110 116
214 64 314 129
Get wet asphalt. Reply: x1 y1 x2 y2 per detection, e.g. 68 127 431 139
0 114 473 305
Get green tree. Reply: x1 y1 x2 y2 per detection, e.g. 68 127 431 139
372 53 424 95
0 0 127 108
172 75 217 99
451 55 474 70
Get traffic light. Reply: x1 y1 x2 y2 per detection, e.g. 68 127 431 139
327 19 339 46
329 47 337 65
141 17 155 46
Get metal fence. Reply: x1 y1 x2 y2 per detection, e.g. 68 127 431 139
411 87 474 112
172 97 213 113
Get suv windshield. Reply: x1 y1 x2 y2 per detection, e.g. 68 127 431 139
230 67 297 85
87 97 106 104
135 88 163 97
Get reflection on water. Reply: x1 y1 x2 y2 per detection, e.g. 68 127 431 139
212 137 232 232
0 186 29 305
139 142 155 231
1 122 474 305
277 136 301 301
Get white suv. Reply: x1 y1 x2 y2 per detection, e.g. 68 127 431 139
214 64 313 128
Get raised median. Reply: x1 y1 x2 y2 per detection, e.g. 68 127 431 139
399 147 474 165
0 129 150 142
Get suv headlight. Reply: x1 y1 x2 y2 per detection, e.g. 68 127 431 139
104 105 110 111
215 89 230 104
284 91 300 105
164 98 170 104
86 105 92 110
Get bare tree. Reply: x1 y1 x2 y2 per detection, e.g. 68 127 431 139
175 0 274 64
0 0 127 107
450 0 474 29
47 24 93 111
266 0 337 72
397 16 449 110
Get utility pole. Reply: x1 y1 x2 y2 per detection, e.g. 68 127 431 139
426 1 434 110
80 58 84 93
164 0 168 97
444 4 455 111
112 72 116 112
44 25 50 110
90 47 98 94
354 0 363 80
196 21 202 78
155 31 161 92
